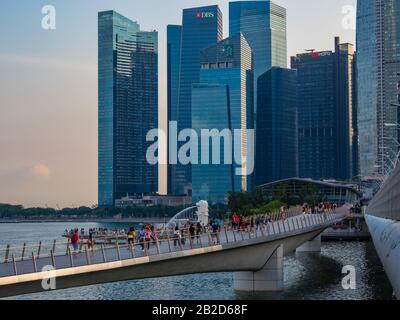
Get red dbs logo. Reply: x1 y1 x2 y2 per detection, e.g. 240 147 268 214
311 52 319 59
195 12 215 18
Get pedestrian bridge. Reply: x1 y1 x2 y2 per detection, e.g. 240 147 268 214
0 209 347 298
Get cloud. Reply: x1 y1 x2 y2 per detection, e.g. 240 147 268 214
31 163 50 179
0 163 51 184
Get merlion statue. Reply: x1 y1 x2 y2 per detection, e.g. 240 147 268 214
196 200 209 226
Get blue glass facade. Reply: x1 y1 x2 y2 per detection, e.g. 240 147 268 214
383 1 400 173
192 84 234 204
291 38 357 181
167 25 182 195
357 0 378 177
357 0 400 177
174 5 223 196
229 1 287 109
98 11 158 206
382 1 400 172
292 51 336 180
256 67 298 185
192 33 253 204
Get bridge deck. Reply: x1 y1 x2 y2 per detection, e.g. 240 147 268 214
0 213 344 279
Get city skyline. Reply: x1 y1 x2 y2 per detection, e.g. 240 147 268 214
0 0 356 208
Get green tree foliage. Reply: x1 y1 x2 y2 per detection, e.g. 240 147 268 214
0 203 190 219
227 191 253 215
298 183 323 207
228 190 286 217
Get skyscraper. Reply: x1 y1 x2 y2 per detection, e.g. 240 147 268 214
229 0 287 108
167 25 182 195
291 37 358 181
172 5 223 196
256 67 298 185
357 0 400 177
191 33 254 204
98 11 158 206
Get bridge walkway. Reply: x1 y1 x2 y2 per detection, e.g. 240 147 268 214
0 212 343 279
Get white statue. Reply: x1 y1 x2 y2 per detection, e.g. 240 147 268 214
196 200 209 226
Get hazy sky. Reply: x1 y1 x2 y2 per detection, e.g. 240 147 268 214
0 0 356 208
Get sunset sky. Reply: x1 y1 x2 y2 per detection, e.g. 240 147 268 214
0 0 356 208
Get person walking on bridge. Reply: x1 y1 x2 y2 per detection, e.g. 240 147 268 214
189 224 195 243
196 222 203 244
325 201 331 213
71 229 80 253
127 227 136 246
233 212 239 230
87 232 95 251
173 226 181 247
211 222 220 245
139 227 146 251
144 227 152 250
280 206 287 220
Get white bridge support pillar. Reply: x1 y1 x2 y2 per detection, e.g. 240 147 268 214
234 245 283 292
296 235 321 253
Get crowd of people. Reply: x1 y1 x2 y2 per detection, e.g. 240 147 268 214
127 224 160 251
302 201 338 214
230 211 274 232
173 222 204 247
64 203 340 254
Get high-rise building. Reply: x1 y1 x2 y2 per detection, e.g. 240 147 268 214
256 67 298 185
167 25 182 195
98 11 158 206
191 33 254 204
229 0 287 109
291 37 358 181
357 0 400 177
171 5 223 196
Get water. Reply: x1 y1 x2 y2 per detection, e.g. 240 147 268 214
0 222 395 300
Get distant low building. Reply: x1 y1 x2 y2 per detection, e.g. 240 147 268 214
259 178 362 205
115 195 192 208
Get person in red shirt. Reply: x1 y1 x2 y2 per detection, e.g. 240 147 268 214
71 229 80 252
325 202 331 213
233 212 239 229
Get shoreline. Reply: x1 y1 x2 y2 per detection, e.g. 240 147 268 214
0 217 167 224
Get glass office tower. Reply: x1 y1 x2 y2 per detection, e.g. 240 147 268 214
256 67 298 185
229 0 287 109
291 37 357 181
357 0 378 177
357 0 400 177
382 1 400 176
167 25 182 195
191 33 254 204
98 11 158 206
172 5 223 196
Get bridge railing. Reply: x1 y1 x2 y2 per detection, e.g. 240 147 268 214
0 212 345 278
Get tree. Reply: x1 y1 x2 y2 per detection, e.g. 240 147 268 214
271 183 290 204
253 187 265 207
228 192 254 216
298 183 322 207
